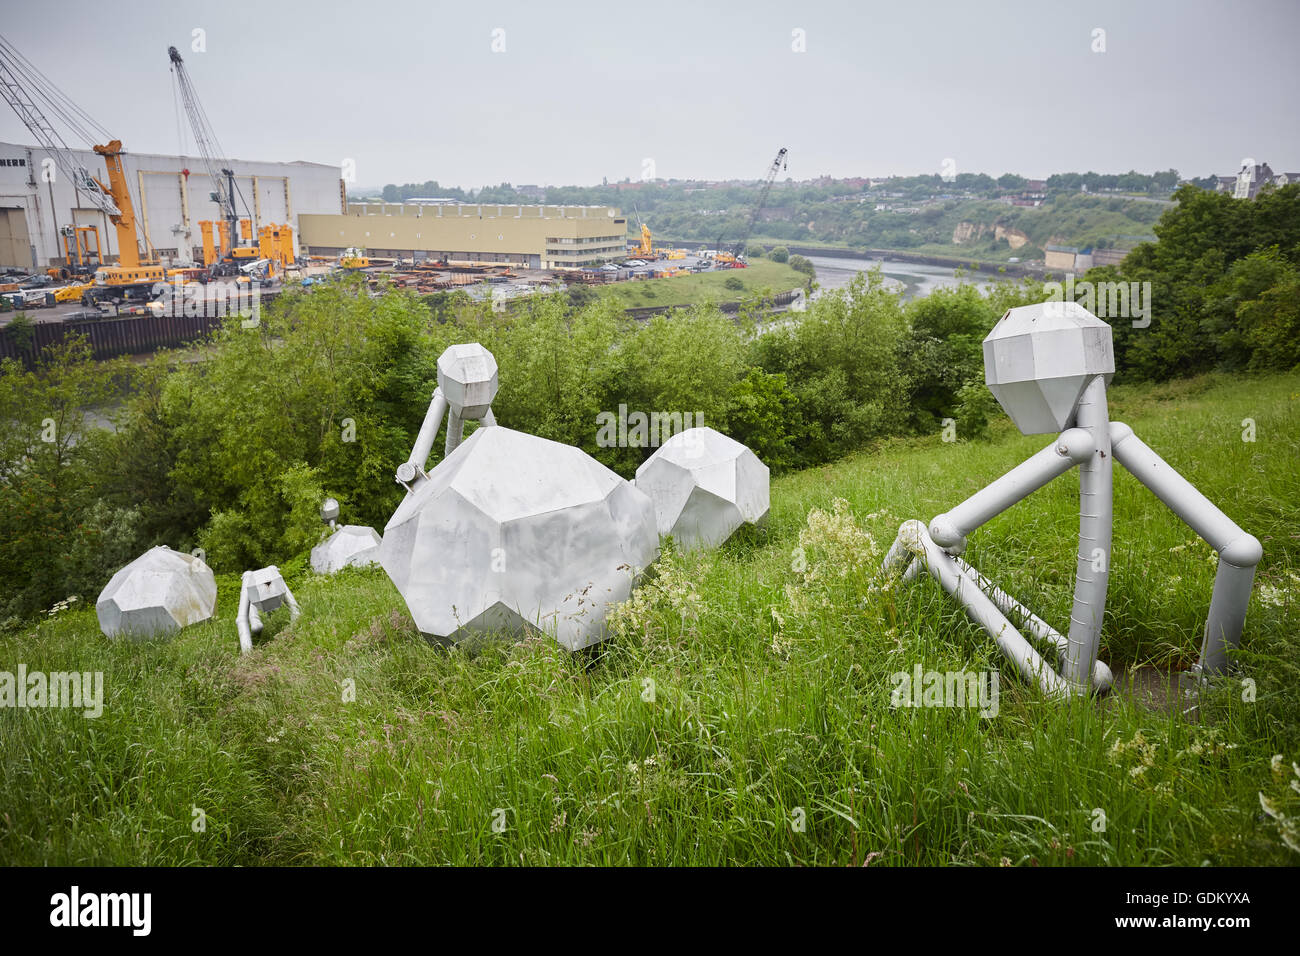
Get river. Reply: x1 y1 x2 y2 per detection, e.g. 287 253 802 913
806 254 1008 302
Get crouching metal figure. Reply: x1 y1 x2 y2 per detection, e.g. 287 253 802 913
883 301 1261 697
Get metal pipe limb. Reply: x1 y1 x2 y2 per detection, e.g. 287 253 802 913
1063 375 1112 692
893 520 1074 697
901 557 923 584
396 389 448 489
236 571 254 655
952 554 1113 692
929 427 1094 554
283 585 301 622
1110 421 1263 675
444 408 466 456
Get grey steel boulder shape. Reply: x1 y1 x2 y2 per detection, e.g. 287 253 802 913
96 545 217 640
311 525 382 574
381 426 659 650
635 426 770 550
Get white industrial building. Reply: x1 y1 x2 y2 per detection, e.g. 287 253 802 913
0 141 343 270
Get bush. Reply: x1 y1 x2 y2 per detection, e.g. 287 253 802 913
724 276 745 291
566 285 598 308
5 311 34 353
769 245 790 263
953 379 1002 439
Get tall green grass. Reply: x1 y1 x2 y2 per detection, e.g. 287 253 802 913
2 371 1297 865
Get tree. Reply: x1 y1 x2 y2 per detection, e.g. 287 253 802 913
788 254 815 278
769 246 789 263
0 338 129 619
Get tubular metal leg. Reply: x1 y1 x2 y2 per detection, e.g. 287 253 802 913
1063 375 1112 691
1110 421 1263 675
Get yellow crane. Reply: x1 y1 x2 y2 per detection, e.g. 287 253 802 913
89 140 165 294
629 203 657 260
0 35 162 307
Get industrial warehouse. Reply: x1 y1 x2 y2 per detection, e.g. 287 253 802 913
0 141 342 270
300 202 628 270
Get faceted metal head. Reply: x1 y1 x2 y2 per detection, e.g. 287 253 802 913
983 300 1114 435
380 426 658 651
311 525 381 574
320 497 340 524
96 545 217 640
436 343 499 419
245 566 289 612
635 427 770 550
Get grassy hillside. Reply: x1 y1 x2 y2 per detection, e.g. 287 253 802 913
2 372 1297 866
594 258 806 309
667 193 1164 266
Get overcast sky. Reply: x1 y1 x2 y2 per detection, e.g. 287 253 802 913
2 0 1297 188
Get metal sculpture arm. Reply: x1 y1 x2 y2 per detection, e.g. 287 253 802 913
1109 421 1262 674
397 388 450 489
236 571 256 655
396 344 501 492
928 426 1095 553
890 521 1073 697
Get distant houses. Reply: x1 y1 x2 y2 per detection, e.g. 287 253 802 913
1214 161 1298 199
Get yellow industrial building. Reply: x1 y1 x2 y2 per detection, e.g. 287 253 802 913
298 202 628 269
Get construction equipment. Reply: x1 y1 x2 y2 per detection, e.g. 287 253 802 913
716 147 788 266
86 139 166 301
257 223 295 275
339 247 370 270
53 281 93 303
169 45 261 276
0 34 163 307
628 203 658 260
54 224 100 277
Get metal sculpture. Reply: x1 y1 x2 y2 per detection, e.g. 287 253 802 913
381 424 659 650
310 497 381 573
396 343 499 492
236 565 301 654
635 426 770 550
96 545 216 640
883 301 1261 696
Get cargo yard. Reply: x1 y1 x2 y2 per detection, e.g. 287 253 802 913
0 31 794 332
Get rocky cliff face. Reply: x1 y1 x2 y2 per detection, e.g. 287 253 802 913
952 221 986 244
994 224 1029 249
951 221 1030 249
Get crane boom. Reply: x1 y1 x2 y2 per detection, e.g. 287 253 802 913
730 147 788 258
168 45 244 251
91 140 145 268
0 32 158 286
0 34 116 218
